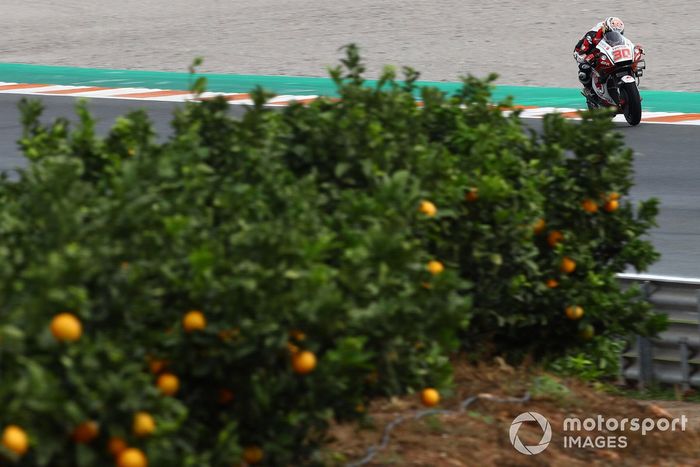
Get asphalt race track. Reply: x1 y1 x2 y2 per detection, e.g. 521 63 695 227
0 94 697 278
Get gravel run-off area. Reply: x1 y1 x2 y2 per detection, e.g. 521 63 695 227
3 0 700 91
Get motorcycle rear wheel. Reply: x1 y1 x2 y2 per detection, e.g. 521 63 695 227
620 82 642 126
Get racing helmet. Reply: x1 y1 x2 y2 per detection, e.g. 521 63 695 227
604 17 625 34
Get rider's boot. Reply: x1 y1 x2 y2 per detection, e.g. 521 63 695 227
578 63 595 99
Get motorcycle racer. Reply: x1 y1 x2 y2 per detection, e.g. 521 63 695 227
573 17 625 97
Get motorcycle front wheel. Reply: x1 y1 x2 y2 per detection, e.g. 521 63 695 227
620 82 642 126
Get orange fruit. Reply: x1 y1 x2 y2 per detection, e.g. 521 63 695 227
420 388 440 407
108 437 128 457
132 412 155 438
533 218 546 235
581 199 598 213
117 448 148 467
72 420 99 443
148 358 167 375
547 230 564 247
182 310 206 332
560 257 576 274
157 373 180 396
289 329 306 341
218 327 240 342
579 324 595 340
287 342 300 354
418 200 437 217
465 187 479 202
291 350 317 375
604 200 619 212
2 425 28 455
546 279 559 289
566 305 584 320
608 192 620 201
243 446 264 464
218 388 234 405
50 313 82 342
427 260 444 275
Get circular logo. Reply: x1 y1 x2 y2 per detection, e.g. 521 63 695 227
509 412 552 455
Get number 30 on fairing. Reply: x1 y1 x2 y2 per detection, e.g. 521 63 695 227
613 48 631 61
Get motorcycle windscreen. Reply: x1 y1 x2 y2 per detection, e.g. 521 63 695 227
603 31 625 46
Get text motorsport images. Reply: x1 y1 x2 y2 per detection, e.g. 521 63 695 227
509 411 689 455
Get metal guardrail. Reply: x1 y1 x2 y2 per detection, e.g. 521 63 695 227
617 273 700 389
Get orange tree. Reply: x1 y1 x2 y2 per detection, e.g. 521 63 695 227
0 45 662 465
280 46 663 359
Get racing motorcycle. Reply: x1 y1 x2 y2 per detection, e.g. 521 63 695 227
583 31 646 125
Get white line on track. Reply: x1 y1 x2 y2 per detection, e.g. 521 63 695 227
1 82 699 126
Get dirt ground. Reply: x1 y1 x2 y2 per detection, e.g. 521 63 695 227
324 360 700 466
3 1 700 91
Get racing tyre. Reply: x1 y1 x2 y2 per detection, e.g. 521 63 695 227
621 82 642 126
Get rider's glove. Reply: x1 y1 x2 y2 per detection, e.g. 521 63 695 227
574 52 586 63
